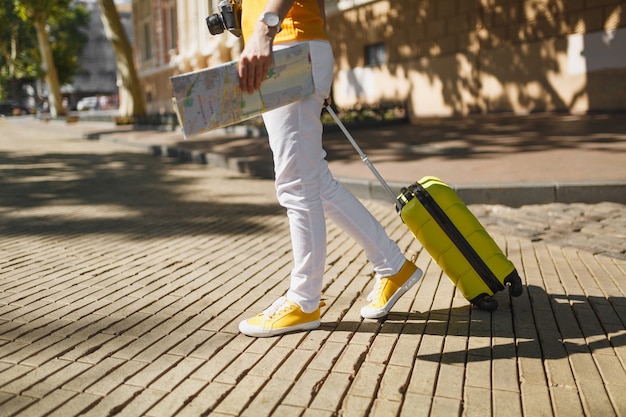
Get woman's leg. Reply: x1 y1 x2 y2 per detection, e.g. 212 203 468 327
260 41 334 313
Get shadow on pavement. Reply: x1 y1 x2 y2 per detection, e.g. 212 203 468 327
0 150 284 239
322 113 626 164
329 284 625 363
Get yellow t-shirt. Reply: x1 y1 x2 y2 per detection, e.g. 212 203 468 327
241 0 328 43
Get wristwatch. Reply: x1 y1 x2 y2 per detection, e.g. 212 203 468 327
259 12 282 33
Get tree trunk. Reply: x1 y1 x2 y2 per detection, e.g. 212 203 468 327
33 15 65 117
97 0 146 117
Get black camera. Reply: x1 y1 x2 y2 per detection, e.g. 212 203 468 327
206 0 242 37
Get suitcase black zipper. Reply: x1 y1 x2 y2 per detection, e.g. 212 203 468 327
407 183 505 294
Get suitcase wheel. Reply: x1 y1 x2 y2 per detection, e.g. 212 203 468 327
504 271 524 297
472 294 498 312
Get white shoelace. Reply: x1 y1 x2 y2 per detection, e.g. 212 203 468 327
263 296 291 318
366 276 384 302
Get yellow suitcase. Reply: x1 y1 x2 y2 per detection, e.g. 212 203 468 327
397 176 523 311
324 104 523 311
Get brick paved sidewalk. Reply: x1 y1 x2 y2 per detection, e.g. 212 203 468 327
1 117 625 416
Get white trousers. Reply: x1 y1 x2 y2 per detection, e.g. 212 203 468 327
262 41 406 313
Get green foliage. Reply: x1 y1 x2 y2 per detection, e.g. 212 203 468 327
13 0 73 21
0 0 89 100
48 3 90 86
0 0 38 100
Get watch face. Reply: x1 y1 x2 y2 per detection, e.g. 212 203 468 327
264 13 280 27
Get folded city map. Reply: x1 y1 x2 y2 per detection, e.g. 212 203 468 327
170 43 314 138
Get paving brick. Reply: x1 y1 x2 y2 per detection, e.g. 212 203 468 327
10 389 77 417
188 331 238 360
132 333 187 363
212 374 266 416
76 334 136 365
347 361 384 400
377 364 411 402
0 363 35 390
84 360 148 397
166 329 213 357
604 381 626 417
549 385 584 416
307 341 345 371
369 398 402 417
281 368 327 408
491 346 520 394
124 354 182 389
517 348 547 386
44 392 102 417
308 371 352 412
144 377 208 417
0 359 73 395
0 395 37 416
22 361 92 399
332 343 367 375
266 404 305 417
62 357 125 393
246 345 293 379
173 380 232 416
434 363 466 400
59 332 117 362
147 356 205 393
429 396 463 417
406 359 438 396
109 387 167 417
240 377 296 417
440 333 468 365
20 336 87 368
462 386 491 417
335 394 370 417
520 383 552 417
272 348 316 381
0 316 58 343
110 332 162 362
577 379 616 416
213 351 263 386
301 408 336 417
492 389 523 416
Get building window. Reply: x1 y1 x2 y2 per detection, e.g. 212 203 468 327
141 21 153 60
137 0 153 62
365 43 387 66
167 4 177 51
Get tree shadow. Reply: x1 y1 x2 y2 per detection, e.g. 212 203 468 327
332 284 626 363
328 0 624 115
322 112 626 165
0 149 284 240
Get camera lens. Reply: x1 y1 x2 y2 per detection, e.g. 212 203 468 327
206 14 225 35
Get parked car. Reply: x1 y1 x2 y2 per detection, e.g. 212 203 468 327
0 100 30 116
76 96 98 111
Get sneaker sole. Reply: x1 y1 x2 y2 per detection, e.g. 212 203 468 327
360 268 423 319
239 319 321 338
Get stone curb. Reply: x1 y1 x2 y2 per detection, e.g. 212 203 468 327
339 177 626 207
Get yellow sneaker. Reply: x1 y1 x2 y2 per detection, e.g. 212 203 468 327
360 260 423 319
239 296 322 337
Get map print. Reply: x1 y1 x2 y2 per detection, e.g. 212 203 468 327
170 43 314 138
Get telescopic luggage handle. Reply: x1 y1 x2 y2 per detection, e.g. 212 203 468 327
323 101 402 211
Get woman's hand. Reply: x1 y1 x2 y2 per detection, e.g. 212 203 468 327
238 23 275 94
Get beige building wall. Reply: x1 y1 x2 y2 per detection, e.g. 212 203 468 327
326 0 626 119
133 0 625 118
